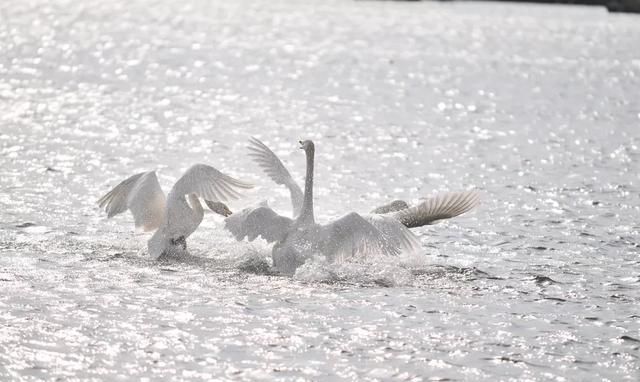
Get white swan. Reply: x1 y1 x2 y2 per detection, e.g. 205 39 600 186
247 137 480 227
226 140 424 274
98 164 252 259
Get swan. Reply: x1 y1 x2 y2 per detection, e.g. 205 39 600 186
247 137 479 227
226 140 425 274
97 164 252 259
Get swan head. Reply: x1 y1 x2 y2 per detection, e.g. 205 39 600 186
299 140 314 153
205 200 233 217
371 200 410 214
389 200 409 210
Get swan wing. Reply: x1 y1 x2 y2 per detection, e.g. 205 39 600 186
170 164 253 201
97 171 166 231
224 202 293 243
363 214 422 254
248 137 303 217
390 190 480 228
321 212 402 262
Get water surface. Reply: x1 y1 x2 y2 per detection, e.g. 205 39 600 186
1 0 639 380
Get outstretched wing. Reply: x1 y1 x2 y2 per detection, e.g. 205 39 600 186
321 212 405 263
247 137 303 217
363 214 422 254
390 190 480 228
97 171 166 231
224 202 293 243
169 164 253 201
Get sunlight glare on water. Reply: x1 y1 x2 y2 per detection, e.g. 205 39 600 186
1 0 639 380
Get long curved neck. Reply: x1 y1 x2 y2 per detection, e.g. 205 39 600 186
187 193 204 220
297 147 315 225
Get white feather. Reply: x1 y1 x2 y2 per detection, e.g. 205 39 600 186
224 201 293 243
97 171 165 232
247 137 304 217
390 191 480 228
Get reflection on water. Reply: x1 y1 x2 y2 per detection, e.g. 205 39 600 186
1 0 639 380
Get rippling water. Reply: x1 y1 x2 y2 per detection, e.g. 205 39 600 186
1 0 639 380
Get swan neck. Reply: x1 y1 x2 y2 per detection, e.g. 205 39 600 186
299 146 315 225
188 194 203 216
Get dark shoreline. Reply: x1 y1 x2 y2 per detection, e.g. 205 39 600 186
489 0 640 13
391 0 640 14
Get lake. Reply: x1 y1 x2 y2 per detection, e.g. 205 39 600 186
0 0 638 380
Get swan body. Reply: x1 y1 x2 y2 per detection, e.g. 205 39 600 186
226 140 422 274
98 164 252 259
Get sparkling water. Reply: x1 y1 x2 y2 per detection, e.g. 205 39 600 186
1 0 639 380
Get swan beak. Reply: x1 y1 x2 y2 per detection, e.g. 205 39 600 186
298 140 304 149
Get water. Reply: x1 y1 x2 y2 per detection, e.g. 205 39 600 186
1 0 639 380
